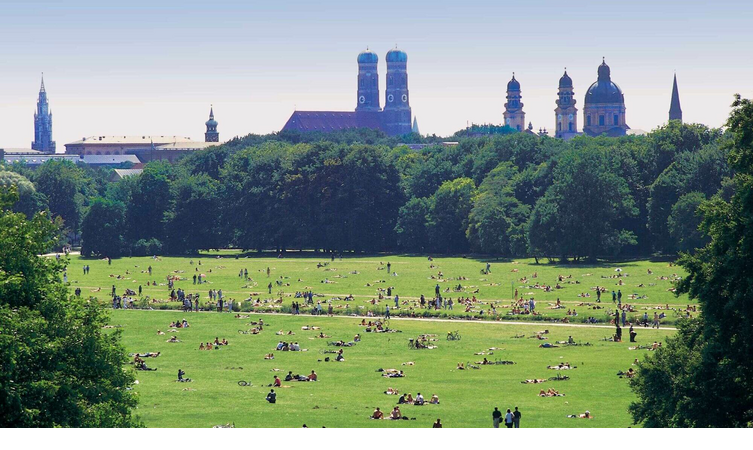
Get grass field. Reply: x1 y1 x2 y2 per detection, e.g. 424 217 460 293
113 309 673 428
65 253 695 324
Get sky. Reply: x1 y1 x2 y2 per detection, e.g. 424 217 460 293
1 0 752 150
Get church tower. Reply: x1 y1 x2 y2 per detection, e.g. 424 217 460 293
669 73 682 122
205 106 219 142
503 74 525 132
356 49 380 112
555 69 578 138
583 58 628 137
382 47 412 135
32 74 55 153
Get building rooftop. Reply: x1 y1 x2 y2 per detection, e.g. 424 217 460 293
112 168 143 178
67 135 195 145
154 142 221 151
0 148 42 154
81 154 140 165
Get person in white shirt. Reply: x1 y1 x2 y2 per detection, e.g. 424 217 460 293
505 409 514 428
415 393 425 405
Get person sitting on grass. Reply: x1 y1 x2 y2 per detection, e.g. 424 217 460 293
389 406 402 420
266 389 276 404
335 350 345 362
429 394 439 404
384 387 399 395
433 418 443 428
457 362 465 370
273 376 281 387
136 361 156 371
309 370 317 381
414 393 425 405
264 353 274 360
372 407 384 419
167 336 180 343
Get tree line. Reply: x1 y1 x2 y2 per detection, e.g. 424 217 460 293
0 121 730 260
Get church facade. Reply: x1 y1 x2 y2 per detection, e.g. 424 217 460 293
281 48 413 136
582 59 629 137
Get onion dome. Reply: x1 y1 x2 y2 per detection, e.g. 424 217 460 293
386 47 408 63
559 70 573 88
357 49 378 64
507 73 520 91
205 107 218 127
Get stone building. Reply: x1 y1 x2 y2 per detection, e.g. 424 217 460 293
583 59 629 137
554 69 579 139
32 75 56 153
503 74 525 132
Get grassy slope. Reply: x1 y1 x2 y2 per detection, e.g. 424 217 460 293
115 310 673 428
68 254 695 323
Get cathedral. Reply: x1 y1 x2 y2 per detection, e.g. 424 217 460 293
281 48 413 136
32 74 56 153
582 58 629 137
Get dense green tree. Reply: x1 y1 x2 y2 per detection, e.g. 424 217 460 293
630 95 753 428
0 170 47 218
395 197 431 252
124 162 174 247
0 187 139 427
33 160 87 234
81 198 126 257
528 147 638 260
165 173 222 253
667 192 708 252
426 177 477 253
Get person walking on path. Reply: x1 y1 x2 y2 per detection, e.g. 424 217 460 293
387 262 391 274
513 407 521 428
385 305 390 319
492 407 502 428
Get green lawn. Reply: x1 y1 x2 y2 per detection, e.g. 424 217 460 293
114 309 673 428
65 253 695 324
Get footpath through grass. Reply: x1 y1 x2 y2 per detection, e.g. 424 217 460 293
114 310 673 428
68 253 695 325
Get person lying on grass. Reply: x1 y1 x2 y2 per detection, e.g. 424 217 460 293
264 353 275 360
539 343 558 348
167 336 181 343
135 361 157 371
381 370 405 378
617 368 636 378
567 411 594 419
476 358 492 365
301 325 321 330
539 388 564 397
521 379 547 384
384 387 399 395
547 362 574 370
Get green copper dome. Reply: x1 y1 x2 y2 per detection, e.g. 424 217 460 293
386 48 408 63
357 50 378 64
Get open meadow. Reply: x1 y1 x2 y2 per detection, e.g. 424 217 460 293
113 309 673 428
67 253 695 324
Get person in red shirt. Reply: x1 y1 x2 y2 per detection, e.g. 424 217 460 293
309 370 318 381
273 376 281 387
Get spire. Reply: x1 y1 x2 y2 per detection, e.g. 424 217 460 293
669 73 682 122
40 73 46 93
412 117 420 135
209 105 214 120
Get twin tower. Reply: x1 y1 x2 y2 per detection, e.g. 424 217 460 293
355 48 412 135
281 48 413 136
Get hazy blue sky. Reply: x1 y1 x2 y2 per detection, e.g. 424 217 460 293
1 0 752 149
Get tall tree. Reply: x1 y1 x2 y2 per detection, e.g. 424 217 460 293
0 187 139 427
630 95 753 427
33 159 86 234
81 198 126 257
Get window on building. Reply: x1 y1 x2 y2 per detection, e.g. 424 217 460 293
599 115 605 126
614 114 619 125
568 122 573 132
558 123 562 131
587 116 591 126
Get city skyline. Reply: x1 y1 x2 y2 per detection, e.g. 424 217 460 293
1 0 752 148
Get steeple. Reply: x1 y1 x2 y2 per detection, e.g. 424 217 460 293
205 105 219 142
504 73 525 132
32 73 55 153
412 117 420 135
669 73 682 122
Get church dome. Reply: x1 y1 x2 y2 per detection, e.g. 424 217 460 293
205 107 217 127
559 70 573 88
507 74 520 91
386 48 408 63
585 60 624 105
357 49 378 64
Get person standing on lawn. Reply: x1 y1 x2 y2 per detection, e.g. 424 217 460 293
513 407 521 428
492 407 502 428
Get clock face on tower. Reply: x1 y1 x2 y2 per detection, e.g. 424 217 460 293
359 96 365 104
387 94 394 103
401 94 407 103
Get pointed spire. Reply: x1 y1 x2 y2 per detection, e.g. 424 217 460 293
412 117 420 135
209 104 214 120
40 72 46 93
669 73 682 122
